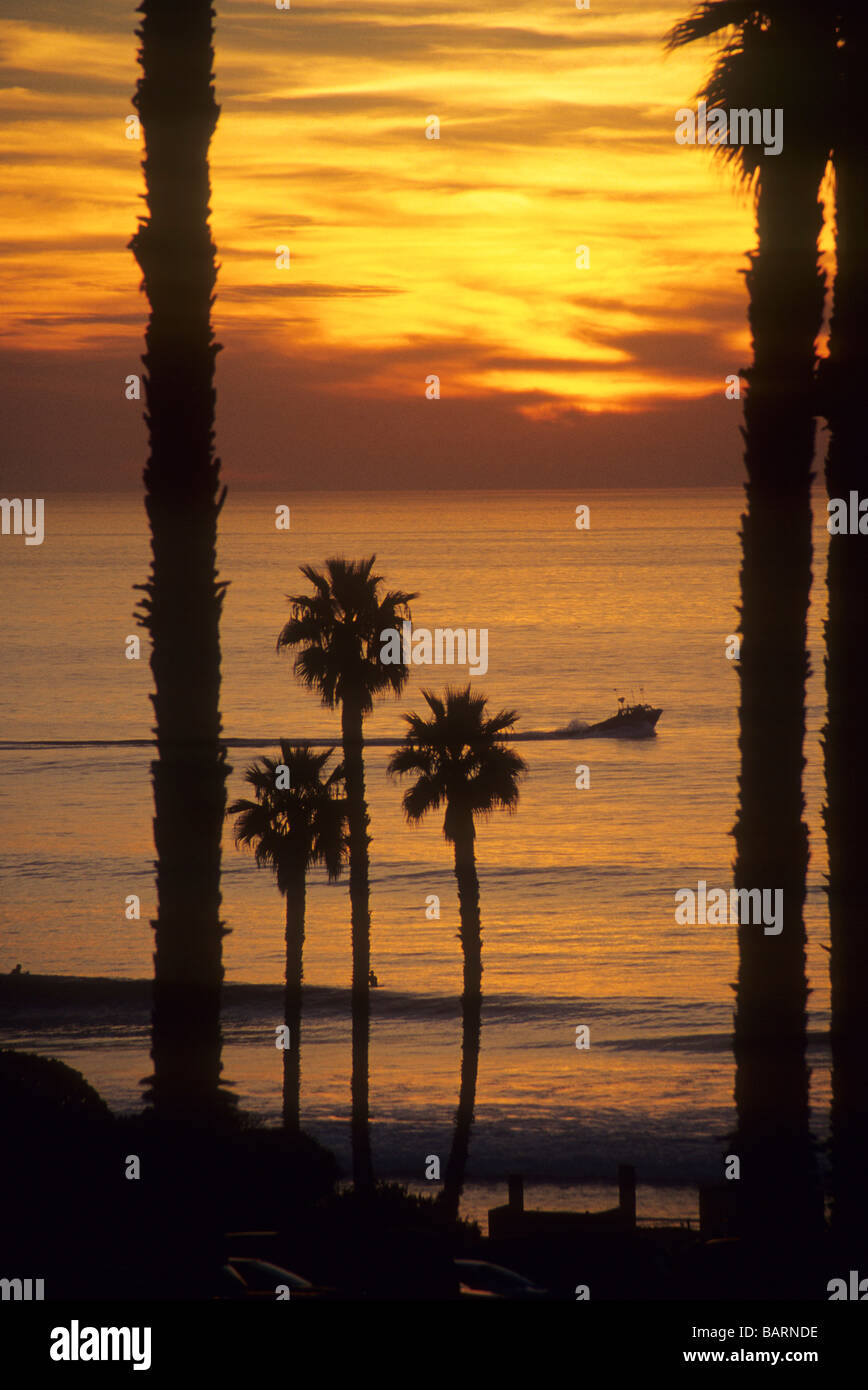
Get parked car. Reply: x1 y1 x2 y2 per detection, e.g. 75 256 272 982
454 1259 549 1299
215 1257 323 1299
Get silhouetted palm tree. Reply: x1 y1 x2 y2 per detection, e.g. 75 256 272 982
277 557 416 1191
821 2 868 1254
129 0 232 1123
667 2 833 1253
388 686 526 1221
229 744 346 1131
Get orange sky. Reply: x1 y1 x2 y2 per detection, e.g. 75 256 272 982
0 0 834 489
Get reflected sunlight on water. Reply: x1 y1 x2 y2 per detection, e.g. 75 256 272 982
0 489 832 1209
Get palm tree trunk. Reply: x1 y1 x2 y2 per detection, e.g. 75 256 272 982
283 866 306 1133
130 0 231 1124
341 697 375 1191
732 150 825 1255
443 809 482 1222
824 3 868 1255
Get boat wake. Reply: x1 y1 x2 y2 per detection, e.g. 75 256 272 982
559 717 591 736
0 705 660 752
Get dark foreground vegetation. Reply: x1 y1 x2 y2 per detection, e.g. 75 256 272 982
0 1050 849 1302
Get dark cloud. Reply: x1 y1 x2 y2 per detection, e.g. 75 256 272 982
14 312 144 327
228 214 317 231
216 17 659 70
0 339 745 495
220 282 402 299
0 71 130 99
0 2 128 30
0 235 127 255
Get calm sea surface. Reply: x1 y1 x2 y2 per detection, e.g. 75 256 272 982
0 489 832 1225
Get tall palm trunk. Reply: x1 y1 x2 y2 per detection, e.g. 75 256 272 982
341 697 374 1191
824 4 868 1256
130 0 230 1123
732 149 825 1253
283 865 306 1132
443 809 483 1222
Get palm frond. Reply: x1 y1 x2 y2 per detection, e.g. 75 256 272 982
228 742 347 889
277 556 417 713
666 2 767 52
667 2 835 192
389 683 527 839
402 774 444 823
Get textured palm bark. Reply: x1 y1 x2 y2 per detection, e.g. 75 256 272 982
443 810 483 1222
130 0 230 1122
283 867 306 1132
342 698 375 1191
732 148 825 1252
824 6 868 1255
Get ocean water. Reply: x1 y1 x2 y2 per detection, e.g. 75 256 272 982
0 489 832 1225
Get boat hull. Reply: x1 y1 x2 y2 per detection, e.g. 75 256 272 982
586 707 662 738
